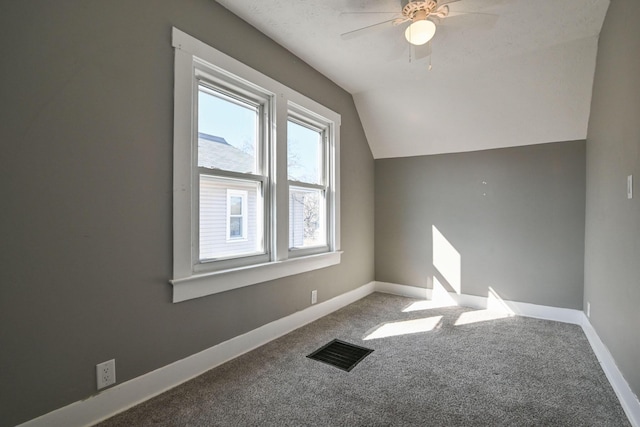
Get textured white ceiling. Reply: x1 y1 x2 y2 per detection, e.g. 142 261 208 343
216 0 609 158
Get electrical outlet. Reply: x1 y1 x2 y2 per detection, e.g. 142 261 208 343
96 359 116 390
311 290 317 305
587 302 591 318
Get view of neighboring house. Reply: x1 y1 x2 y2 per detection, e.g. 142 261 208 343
198 133 253 173
197 132 309 259
198 133 260 260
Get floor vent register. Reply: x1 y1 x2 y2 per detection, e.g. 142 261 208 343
307 339 373 372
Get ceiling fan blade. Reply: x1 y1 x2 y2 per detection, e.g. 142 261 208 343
341 18 399 39
430 4 450 19
340 11 398 15
393 17 411 25
447 11 499 18
439 11 499 30
444 0 513 11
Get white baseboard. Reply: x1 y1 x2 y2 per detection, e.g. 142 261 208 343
19 281 639 427
579 316 640 427
374 281 431 299
19 282 377 427
447 291 586 324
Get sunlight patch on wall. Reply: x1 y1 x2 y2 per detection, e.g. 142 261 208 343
432 276 458 304
402 278 457 312
363 316 443 340
432 225 461 294
454 287 514 326
486 286 515 314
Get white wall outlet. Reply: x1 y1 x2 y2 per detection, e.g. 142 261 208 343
628 175 633 199
96 359 116 390
311 290 317 305
587 302 591 318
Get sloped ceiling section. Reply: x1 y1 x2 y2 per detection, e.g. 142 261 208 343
215 0 609 158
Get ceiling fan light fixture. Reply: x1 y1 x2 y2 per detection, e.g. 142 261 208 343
405 19 436 45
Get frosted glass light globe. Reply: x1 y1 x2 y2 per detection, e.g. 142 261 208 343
405 20 436 45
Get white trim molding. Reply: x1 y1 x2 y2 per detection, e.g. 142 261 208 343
374 281 432 300
579 317 640 427
19 282 376 427
172 251 342 302
18 281 639 427
443 290 586 324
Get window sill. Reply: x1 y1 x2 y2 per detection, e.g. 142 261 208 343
170 251 342 303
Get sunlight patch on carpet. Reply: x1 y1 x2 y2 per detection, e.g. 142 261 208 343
364 316 443 340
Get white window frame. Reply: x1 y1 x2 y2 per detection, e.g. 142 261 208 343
287 109 333 256
195 70 270 270
192 65 274 273
226 190 248 241
171 28 341 303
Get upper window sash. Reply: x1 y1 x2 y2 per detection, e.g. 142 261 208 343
287 116 326 187
196 80 268 177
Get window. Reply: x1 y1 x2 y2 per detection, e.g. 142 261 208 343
227 190 247 240
288 116 328 252
171 28 341 302
196 83 267 265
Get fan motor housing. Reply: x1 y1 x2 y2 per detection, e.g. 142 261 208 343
401 0 438 20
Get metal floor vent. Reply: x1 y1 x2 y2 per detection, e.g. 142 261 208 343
307 339 373 372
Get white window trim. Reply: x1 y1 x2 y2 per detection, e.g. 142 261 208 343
287 109 332 255
226 190 248 241
171 28 341 303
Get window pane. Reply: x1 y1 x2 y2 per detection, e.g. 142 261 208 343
288 120 322 184
229 196 243 215
289 187 326 248
229 217 242 238
200 175 263 260
198 85 258 174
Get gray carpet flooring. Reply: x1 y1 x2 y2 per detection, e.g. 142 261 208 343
98 293 630 426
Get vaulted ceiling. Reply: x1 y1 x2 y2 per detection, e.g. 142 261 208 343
216 0 609 158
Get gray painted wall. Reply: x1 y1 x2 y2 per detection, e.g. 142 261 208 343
585 0 640 399
0 1 374 425
375 141 586 309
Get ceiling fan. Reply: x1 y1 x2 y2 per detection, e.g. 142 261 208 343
341 0 488 47
398 0 455 45
341 0 500 55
